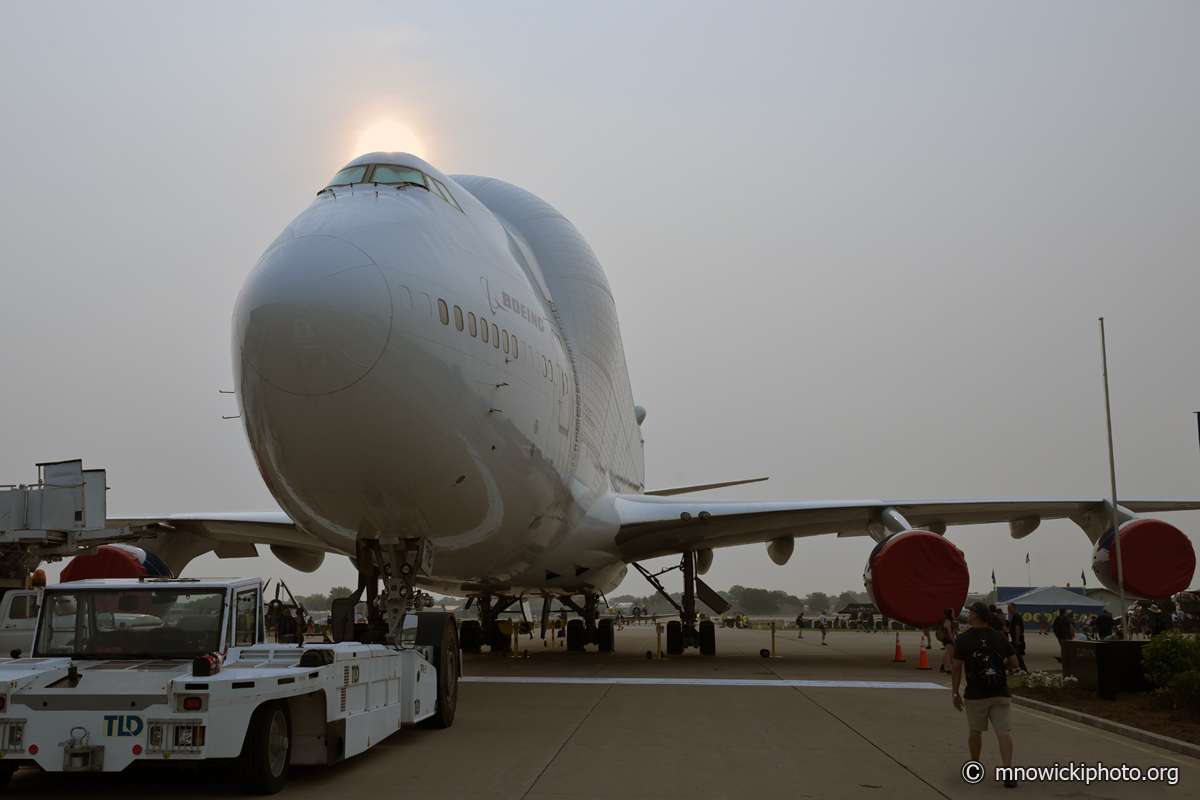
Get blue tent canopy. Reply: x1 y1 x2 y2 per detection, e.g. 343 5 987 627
1003 586 1104 620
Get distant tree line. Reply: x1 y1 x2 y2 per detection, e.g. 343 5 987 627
293 586 873 616
295 587 466 613
610 587 871 615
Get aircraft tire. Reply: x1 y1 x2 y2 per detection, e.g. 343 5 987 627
699 620 716 656
666 620 683 656
416 613 459 729
460 619 482 653
236 700 291 795
598 618 615 653
566 618 585 651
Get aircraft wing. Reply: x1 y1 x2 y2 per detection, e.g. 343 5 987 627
107 512 327 559
613 496 1200 562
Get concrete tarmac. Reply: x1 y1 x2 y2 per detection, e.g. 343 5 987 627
6 626 1196 798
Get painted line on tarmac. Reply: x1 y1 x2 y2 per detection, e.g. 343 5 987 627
461 676 944 689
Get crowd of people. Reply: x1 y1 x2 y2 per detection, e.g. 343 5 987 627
266 605 321 643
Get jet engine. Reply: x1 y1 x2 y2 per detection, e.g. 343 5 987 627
1090 518 1196 599
864 530 970 629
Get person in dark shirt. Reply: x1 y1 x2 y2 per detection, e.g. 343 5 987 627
952 602 1020 787
1006 603 1027 673
277 607 298 644
1052 608 1074 655
988 604 1008 636
1147 605 1165 637
1096 608 1114 640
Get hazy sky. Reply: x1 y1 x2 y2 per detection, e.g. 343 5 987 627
3 3 1198 600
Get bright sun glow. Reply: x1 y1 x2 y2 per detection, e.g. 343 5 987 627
355 120 426 161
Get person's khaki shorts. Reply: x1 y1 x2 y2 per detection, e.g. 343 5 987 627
964 696 1012 732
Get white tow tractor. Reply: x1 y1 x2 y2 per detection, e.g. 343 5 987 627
0 576 460 794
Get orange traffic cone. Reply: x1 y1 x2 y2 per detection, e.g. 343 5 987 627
916 634 931 670
892 632 905 662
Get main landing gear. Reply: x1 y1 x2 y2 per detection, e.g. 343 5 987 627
555 594 615 653
633 552 729 656
459 595 520 654
461 593 616 654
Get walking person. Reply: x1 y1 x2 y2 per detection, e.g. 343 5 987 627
817 609 829 645
1006 603 1028 673
796 610 805 639
940 608 958 674
952 602 1020 788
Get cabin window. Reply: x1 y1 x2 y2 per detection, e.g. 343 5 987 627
549 362 554 381
542 355 547 377
468 312 477 337
453 305 464 331
234 589 258 647
369 164 426 188
7 594 38 620
324 165 367 187
438 299 449 325
502 330 509 354
512 337 518 358
481 318 489 343
492 324 499 348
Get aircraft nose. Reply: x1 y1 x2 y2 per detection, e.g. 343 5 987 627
236 235 392 395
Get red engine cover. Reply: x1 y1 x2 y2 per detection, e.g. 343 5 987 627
869 531 970 629
60 544 169 582
1110 518 1196 599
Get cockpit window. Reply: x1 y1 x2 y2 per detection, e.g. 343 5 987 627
370 165 427 187
326 165 368 187
320 164 463 213
430 178 463 212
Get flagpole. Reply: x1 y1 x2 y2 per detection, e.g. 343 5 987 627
1099 318 1127 636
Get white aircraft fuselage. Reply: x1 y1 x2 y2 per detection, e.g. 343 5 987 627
233 153 643 597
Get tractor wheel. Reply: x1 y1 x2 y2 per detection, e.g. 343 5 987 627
416 613 459 729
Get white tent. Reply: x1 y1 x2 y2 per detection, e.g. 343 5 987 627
1006 586 1104 616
